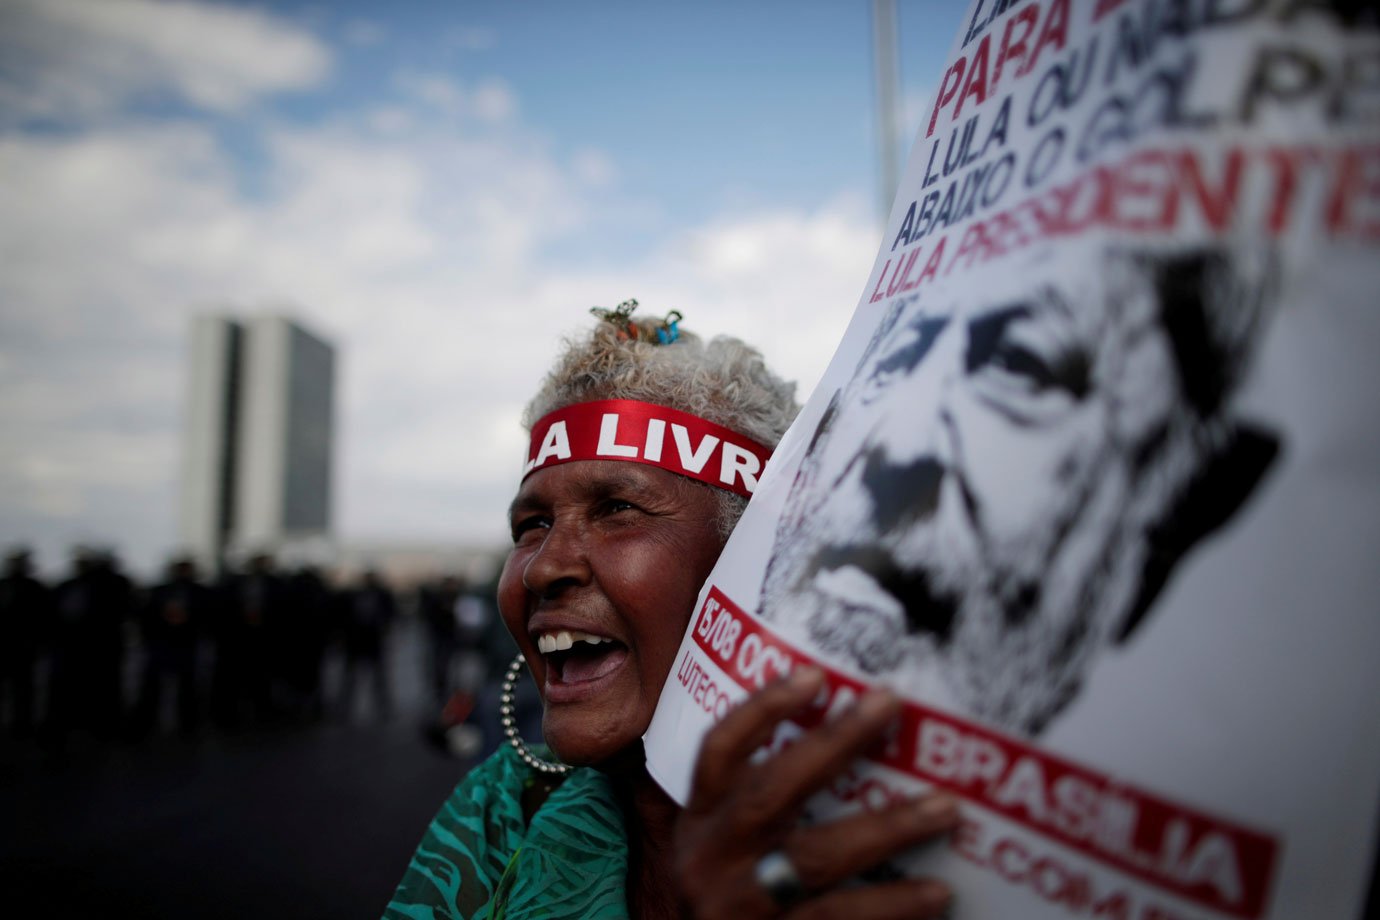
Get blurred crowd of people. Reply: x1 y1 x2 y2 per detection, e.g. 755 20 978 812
0 546 520 760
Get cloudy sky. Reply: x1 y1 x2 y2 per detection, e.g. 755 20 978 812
0 0 968 578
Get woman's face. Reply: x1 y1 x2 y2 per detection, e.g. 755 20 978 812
499 460 727 767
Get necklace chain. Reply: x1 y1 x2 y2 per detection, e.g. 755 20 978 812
500 652 572 776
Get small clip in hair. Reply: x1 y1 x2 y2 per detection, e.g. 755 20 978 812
656 310 682 344
590 300 684 345
590 299 641 341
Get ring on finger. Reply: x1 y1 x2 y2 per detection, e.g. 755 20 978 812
754 849 806 910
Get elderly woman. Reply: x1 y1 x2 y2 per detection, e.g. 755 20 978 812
385 306 959 919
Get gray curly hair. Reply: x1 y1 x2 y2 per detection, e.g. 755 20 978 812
523 310 800 537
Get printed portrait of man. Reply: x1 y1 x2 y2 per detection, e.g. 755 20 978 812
758 241 1282 736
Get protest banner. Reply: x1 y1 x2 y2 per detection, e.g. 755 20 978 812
645 2 1380 917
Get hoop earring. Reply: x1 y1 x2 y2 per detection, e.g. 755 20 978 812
500 652 572 776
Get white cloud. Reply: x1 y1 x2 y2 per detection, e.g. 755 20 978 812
572 149 618 187
393 72 516 123
0 0 331 119
536 202 881 403
0 7 882 579
901 83 937 149
471 80 516 121
394 72 467 116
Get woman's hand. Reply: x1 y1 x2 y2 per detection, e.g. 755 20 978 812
674 667 960 919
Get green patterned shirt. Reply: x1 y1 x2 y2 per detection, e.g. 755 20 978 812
384 745 631 919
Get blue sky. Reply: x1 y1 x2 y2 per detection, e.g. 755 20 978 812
0 0 969 576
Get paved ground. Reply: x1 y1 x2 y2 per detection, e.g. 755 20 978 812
0 620 502 920
7 617 1376 920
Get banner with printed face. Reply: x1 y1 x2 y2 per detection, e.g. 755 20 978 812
645 2 1380 918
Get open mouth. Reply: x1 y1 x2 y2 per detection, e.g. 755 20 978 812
536 630 628 684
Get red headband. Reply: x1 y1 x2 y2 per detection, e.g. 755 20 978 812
523 399 773 498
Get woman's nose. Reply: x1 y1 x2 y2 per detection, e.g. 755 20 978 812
520 523 591 598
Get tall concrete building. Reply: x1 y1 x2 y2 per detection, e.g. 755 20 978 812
180 315 335 572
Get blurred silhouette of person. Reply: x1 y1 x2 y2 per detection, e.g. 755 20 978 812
132 557 210 738
277 565 333 722
211 553 285 729
453 589 493 696
418 575 463 705
0 548 53 738
47 547 133 745
471 576 532 759
422 573 523 761
341 569 395 720
207 572 238 729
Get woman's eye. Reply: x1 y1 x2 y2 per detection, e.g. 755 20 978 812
511 517 549 542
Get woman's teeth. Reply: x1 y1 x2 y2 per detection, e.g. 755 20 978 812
537 630 611 654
